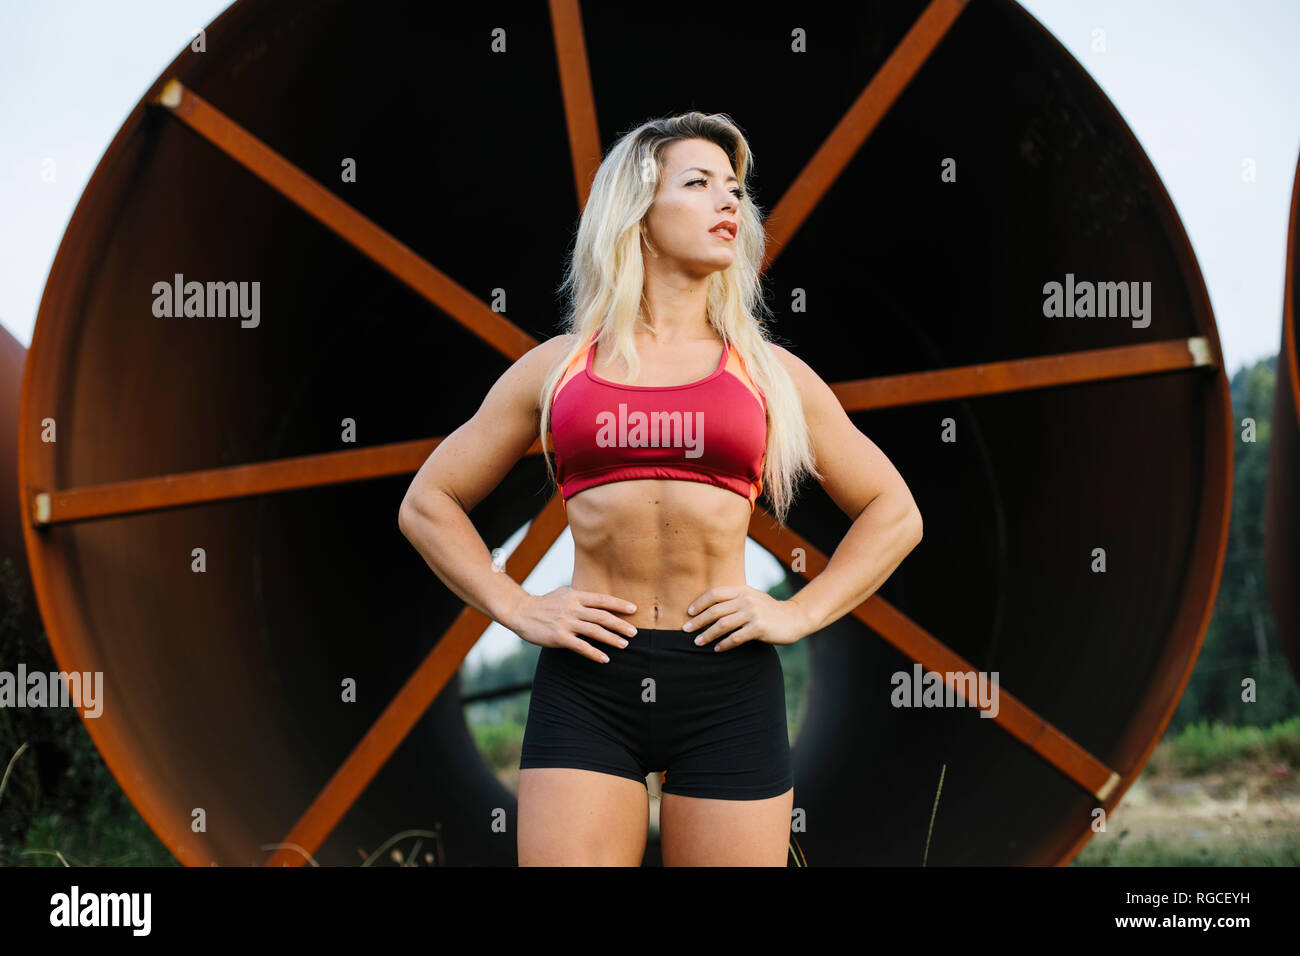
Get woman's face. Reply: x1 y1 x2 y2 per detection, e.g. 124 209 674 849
641 137 742 277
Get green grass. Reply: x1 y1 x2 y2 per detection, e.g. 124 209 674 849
1153 715 1300 775
1070 716 1300 866
0 724 177 867
1074 830 1300 866
17 807 177 867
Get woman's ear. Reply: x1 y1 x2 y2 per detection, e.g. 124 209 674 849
640 223 658 258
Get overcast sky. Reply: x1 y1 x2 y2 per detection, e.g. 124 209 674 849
2 1 1297 664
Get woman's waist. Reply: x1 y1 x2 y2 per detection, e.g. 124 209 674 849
541 626 773 661
569 570 746 631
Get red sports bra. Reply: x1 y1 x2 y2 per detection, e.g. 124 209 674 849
550 332 768 511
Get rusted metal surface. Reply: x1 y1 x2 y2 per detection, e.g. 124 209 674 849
32 436 456 525
1 325 37 632
833 337 1212 411
34 338 1207 526
153 79 537 362
20 0 1230 866
548 0 603 209
747 516 1123 802
1265 153 1300 681
268 495 570 864
762 0 969 269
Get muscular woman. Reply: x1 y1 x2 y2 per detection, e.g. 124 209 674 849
399 112 922 866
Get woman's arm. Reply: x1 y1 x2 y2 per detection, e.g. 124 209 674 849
397 337 566 629
398 334 638 660
774 343 924 635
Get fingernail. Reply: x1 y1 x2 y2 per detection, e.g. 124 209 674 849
619 639 628 648
600 654 609 663
694 637 704 645
687 606 695 614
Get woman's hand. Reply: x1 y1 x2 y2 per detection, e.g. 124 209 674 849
683 586 813 651
504 586 638 663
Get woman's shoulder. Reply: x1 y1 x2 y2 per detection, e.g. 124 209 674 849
512 333 585 393
762 340 810 378
531 331 582 355
537 332 583 369
760 340 827 401
519 332 579 365
494 333 578 395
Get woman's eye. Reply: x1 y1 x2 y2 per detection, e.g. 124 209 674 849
688 178 744 200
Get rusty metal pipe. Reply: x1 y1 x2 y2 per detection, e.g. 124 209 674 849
18 0 1231 865
2 325 36 633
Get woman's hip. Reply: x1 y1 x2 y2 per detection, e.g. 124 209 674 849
533 628 782 710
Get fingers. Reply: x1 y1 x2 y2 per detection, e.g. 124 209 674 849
687 610 745 647
567 591 638 655
713 623 756 652
572 620 632 650
576 608 637 640
685 599 740 636
686 584 744 616
576 590 637 616
549 589 646 662
562 636 610 663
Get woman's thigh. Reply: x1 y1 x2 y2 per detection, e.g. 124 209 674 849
659 787 794 866
518 767 649 866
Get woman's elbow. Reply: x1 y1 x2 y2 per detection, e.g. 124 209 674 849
399 485 455 539
397 494 424 540
893 487 922 545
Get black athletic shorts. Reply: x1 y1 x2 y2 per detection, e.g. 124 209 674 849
519 626 793 800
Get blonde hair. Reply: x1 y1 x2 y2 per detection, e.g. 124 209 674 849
539 111 821 526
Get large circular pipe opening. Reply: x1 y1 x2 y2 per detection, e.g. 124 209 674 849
21 0 1230 865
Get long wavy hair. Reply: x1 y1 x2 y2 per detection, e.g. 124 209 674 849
538 111 821 526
